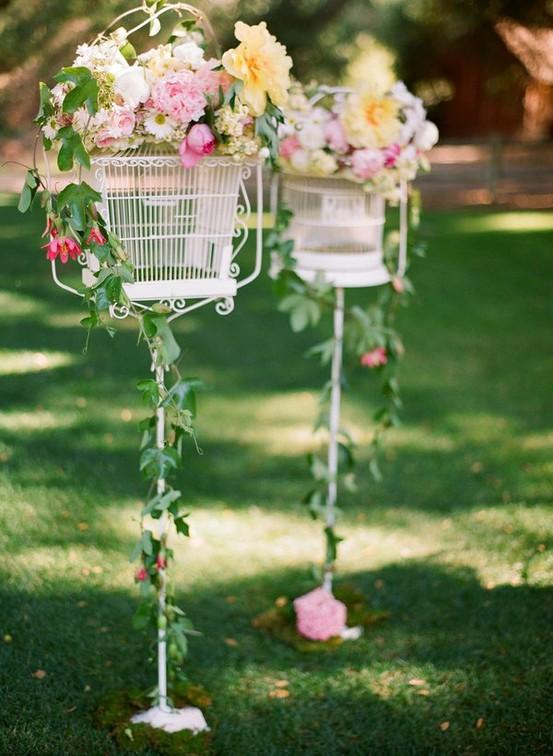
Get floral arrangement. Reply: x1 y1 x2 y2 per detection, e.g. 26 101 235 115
17 2 293 707
294 587 347 641
278 81 438 197
39 18 291 168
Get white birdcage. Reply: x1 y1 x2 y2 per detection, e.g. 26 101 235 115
281 174 391 288
80 146 262 309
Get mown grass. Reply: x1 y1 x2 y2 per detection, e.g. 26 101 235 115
0 196 552 755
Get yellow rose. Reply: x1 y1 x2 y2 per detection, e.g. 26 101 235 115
341 92 401 148
222 22 292 117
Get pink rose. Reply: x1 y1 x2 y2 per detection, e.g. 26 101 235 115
360 347 387 368
383 143 401 168
151 71 207 127
44 236 81 264
195 59 232 97
294 587 347 641
113 108 136 137
351 148 385 180
279 135 301 160
179 124 216 168
95 130 117 149
324 118 348 153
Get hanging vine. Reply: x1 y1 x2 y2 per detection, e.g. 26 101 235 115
267 197 424 580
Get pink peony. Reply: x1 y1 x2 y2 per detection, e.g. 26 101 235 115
179 123 216 168
135 567 148 582
383 143 401 168
95 108 136 149
324 118 348 153
87 228 106 245
294 587 347 641
151 71 207 127
279 134 301 160
351 148 385 180
360 347 388 368
195 59 232 97
44 236 81 264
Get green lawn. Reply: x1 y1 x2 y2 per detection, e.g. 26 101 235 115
1 198 552 755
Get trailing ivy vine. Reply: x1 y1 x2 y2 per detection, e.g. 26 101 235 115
267 197 424 581
17 66 207 701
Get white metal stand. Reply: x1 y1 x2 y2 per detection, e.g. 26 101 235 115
322 287 344 594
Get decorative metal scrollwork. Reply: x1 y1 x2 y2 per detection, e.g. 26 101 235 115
215 297 235 316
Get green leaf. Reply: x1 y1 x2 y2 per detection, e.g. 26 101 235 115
324 526 344 564
62 77 98 115
53 66 93 86
137 378 160 406
142 529 154 556
140 447 180 480
17 170 39 213
308 453 328 482
57 181 100 231
175 516 190 537
56 127 91 172
162 377 205 415
34 82 53 124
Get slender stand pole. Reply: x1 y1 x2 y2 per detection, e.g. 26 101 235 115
323 287 345 594
154 363 169 713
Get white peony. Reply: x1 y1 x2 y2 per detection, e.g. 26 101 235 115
297 122 326 150
114 67 150 108
414 121 439 151
172 42 205 68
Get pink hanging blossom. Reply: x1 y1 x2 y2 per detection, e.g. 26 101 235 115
135 567 148 582
151 71 207 127
87 227 106 245
294 587 347 641
383 143 401 168
179 123 216 168
391 276 405 293
279 134 301 159
360 347 388 368
44 236 81 263
324 118 348 153
351 148 385 180
155 555 167 571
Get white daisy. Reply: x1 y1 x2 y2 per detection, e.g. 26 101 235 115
143 112 176 140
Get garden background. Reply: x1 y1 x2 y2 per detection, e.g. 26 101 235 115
1 1 552 754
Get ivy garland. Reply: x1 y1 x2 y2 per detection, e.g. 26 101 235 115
267 197 424 581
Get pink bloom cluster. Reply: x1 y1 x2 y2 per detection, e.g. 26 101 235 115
151 71 207 127
294 587 347 641
44 233 82 263
96 107 136 150
360 347 388 368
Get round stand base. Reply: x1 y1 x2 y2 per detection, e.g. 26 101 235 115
131 705 209 734
340 625 363 641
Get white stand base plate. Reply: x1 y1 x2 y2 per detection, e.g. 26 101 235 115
131 705 209 734
340 625 363 641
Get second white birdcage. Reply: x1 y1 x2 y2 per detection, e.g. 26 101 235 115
81 146 262 304
281 174 390 288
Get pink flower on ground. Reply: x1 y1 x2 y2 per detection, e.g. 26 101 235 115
294 587 347 641
87 228 106 245
324 118 348 153
279 134 301 160
155 555 167 571
383 143 401 168
179 124 216 168
351 148 385 180
135 567 148 582
360 347 388 368
151 71 207 127
44 236 81 263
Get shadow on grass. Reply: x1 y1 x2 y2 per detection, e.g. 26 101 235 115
1 560 552 755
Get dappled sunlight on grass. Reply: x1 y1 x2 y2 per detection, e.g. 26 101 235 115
0 289 45 317
0 408 77 432
0 348 79 375
443 211 553 234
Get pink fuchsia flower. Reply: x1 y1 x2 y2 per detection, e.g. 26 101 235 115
179 124 216 168
351 148 385 180
135 567 148 582
324 118 348 153
44 236 81 264
279 134 301 160
383 143 401 168
360 347 388 368
391 276 405 293
294 587 347 641
155 555 167 571
87 228 106 245
151 71 207 127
